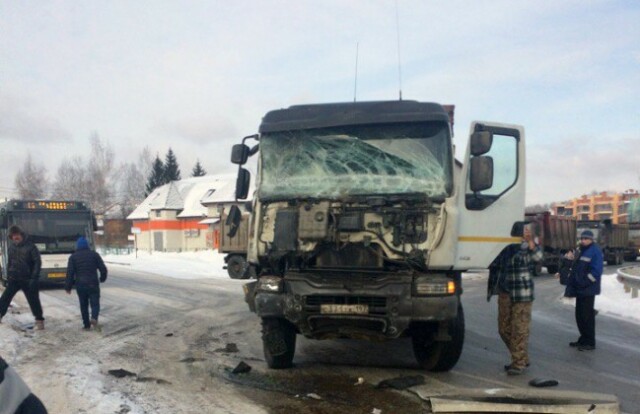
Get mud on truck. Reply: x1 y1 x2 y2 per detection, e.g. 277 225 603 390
227 101 526 370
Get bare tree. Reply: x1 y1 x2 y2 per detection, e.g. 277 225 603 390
85 133 116 214
14 153 48 199
51 156 88 201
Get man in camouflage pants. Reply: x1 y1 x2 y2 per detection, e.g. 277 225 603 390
488 226 542 375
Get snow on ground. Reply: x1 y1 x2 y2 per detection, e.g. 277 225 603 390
104 251 640 324
561 273 640 324
102 250 229 280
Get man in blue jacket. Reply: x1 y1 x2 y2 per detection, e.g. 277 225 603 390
64 237 107 330
564 230 603 351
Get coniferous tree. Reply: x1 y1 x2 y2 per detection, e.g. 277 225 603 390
163 148 181 182
146 155 165 195
191 160 206 177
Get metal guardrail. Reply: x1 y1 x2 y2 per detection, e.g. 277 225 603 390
616 266 640 299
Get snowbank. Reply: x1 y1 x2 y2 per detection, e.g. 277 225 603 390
596 273 640 323
103 250 229 280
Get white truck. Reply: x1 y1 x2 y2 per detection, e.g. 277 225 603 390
227 100 526 370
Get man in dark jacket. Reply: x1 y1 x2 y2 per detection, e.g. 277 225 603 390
0 355 48 414
564 230 603 351
0 226 45 330
64 237 107 330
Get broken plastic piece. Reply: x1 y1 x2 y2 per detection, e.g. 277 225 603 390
231 361 252 374
528 378 559 388
376 375 425 390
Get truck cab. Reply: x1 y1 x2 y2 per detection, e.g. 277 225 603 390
228 100 526 370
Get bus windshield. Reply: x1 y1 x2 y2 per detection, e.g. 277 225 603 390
10 212 92 253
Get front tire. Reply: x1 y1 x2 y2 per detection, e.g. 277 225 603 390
261 318 296 369
412 304 465 372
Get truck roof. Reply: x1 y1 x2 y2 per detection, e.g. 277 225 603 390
259 100 451 134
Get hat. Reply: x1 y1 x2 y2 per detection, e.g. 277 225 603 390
8 225 23 236
76 237 90 250
580 230 594 240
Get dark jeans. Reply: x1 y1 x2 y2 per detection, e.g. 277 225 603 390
0 280 44 320
575 295 596 346
76 286 100 328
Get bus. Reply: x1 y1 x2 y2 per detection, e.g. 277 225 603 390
0 200 96 286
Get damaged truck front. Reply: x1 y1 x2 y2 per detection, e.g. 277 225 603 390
228 101 526 371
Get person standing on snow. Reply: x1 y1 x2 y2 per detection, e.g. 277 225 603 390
0 225 45 330
64 237 107 330
487 226 542 375
563 230 603 351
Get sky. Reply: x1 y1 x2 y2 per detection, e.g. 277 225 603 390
1 0 638 205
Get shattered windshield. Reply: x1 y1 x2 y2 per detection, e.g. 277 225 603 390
259 122 453 200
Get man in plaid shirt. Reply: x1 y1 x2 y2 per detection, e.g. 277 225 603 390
488 226 542 375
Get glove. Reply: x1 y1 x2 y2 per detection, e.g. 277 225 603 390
100 276 107 283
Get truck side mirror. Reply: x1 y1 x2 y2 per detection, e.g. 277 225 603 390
231 144 250 165
226 205 242 238
470 131 493 156
469 156 493 192
92 214 98 231
0 209 7 229
235 168 251 200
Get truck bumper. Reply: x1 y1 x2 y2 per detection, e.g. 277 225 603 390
249 275 459 340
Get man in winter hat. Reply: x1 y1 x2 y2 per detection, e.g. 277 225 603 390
0 225 45 330
65 237 108 330
564 229 603 351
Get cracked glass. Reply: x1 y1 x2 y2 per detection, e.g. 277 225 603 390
259 122 453 200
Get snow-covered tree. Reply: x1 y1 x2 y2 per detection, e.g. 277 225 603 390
163 148 181 182
117 147 152 217
146 155 165 195
191 160 206 177
14 153 48 199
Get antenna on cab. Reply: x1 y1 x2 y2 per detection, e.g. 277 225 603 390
395 0 403 101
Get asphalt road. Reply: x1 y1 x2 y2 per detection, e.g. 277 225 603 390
31 262 640 413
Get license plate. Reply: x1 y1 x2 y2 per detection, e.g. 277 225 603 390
48 272 66 279
320 304 369 315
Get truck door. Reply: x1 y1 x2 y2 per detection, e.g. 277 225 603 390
455 121 525 269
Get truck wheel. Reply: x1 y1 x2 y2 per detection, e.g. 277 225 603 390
261 318 296 369
546 264 559 274
227 255 250 279
412 305 465 372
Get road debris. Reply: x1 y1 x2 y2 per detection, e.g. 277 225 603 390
306 393 322 400
108 369 137 379
376 375 425 390
214 343 239 353
528 378 559 388
354 377 365 386
231 361 252 374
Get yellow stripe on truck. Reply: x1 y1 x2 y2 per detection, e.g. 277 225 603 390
458 236 521 243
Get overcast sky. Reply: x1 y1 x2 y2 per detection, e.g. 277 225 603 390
1 0 638 204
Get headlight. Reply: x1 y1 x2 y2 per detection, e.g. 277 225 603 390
414 276 456 296
256 276 283 293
